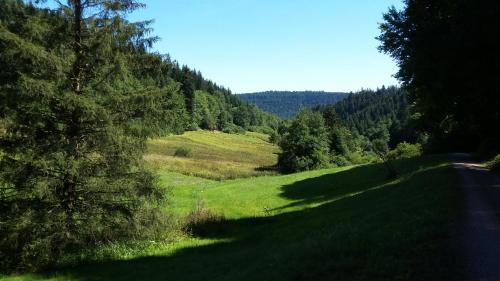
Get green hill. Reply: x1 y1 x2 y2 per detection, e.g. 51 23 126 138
315 86 417 148
2 150 463 281
146 131 279 180
239 91 349 118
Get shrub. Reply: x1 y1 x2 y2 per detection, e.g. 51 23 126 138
388 142 422 160
174 147 193 157
200 114 217 131
247 125 274 135
269 123 288 144
486 153 500 174
278 109 331 173
346 151 379 165
0 198 172 272
222 123 245 134
187 122 200 131
331 154 351 167
183 201 225 236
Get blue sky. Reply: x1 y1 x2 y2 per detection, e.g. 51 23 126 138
89 1 405 93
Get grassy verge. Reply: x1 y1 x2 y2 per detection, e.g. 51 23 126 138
145 131 279 180
1 154 463 281
484 153 500 174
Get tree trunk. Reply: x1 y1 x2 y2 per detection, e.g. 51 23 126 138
64 0 85 231
71 0 83 94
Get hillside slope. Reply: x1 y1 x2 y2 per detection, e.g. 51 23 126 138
2 155 463 281
316 87 416 147
145 131 279 180
239 91 349 118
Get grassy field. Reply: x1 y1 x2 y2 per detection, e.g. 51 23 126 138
145 131 279 180
1 154 464 281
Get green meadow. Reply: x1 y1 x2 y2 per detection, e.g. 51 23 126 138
146 131 279 180
1 131 463 280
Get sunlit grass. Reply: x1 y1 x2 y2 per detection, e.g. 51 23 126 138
1 154 463 281
145 131 279 180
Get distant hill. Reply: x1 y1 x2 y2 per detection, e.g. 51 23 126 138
238 91 349 118
315 86 417 148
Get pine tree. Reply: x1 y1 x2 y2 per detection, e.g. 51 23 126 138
0 0 167 270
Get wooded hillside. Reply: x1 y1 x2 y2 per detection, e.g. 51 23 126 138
239 91 349 118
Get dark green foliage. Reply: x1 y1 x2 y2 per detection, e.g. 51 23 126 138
278 109 330 173
239 91 349 118
321 106 348 155
169 66 281 133
174 147 193 158
311 87 422 169
0 0 281 270
0 0 172 271
371 139 400 179
278 100 389 172
317 86 416 148
485 154 500 174
15 155 463 281
378 0 500 151
221 123 245 134
269 122 289 145
388 142 422 160
183 201 225 237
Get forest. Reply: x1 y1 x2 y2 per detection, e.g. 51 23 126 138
0 0 278 271
1 0 500 280
320 86 417 148
378 0 500 152
239 91 348 118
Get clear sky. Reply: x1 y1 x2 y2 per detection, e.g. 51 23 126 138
130 1 403 93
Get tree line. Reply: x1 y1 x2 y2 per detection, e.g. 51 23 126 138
320 86 419 149
3 0 498 272
166 61 280 133
378 0 500 153
273 0 500 174
274 87 422 173
239 91 349 118
0 0 277 271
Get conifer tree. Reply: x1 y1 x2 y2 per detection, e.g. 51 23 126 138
0 0 168 270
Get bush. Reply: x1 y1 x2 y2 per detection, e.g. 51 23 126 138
269 130 280 144
247 125 274 135
486 153 500 174
200 114 217 131
184 201 225 236
0 199 172 272
388 142 422 160
331 154 351 167
278 109 331 173
346 151 379 165
222 123 245 134
174 147 193 157
187 122 200 131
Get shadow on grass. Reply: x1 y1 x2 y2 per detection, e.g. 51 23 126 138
35 156 461 281
273 164 389 211
254 164 279 172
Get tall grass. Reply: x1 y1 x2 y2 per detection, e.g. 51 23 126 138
145 131 279 180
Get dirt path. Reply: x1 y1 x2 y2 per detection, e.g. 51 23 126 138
453 153 500 281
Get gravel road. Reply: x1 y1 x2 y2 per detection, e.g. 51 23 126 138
453 153 500 281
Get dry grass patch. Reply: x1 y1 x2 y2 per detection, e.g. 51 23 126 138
145 131 279 180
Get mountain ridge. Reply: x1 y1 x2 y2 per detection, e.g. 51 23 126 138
238 91 350 118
